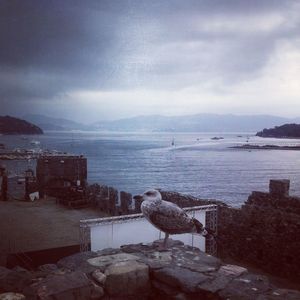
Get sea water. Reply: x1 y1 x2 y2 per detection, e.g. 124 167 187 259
1 131 300 207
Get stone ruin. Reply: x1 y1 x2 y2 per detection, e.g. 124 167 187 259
217 179 300 282
1 180 300 298
84 179 300 285
87 184 135 216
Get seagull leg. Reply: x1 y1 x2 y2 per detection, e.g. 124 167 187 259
163 233 169 248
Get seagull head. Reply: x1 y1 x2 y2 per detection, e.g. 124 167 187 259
142 189 162 202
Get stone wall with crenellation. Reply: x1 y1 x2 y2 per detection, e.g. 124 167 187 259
85 180 300 282
217 180 300 282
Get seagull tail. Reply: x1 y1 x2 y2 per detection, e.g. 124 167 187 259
192 218 217 239
192 218 205 234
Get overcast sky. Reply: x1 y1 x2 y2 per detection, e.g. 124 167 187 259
0 0 300 123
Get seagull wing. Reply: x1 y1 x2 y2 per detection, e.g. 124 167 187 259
148 200 195 234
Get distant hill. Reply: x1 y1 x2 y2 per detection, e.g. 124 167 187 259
256 124 300 138
93 114 300 132
21 113 300 133
0 116 43 135
23 114 89 131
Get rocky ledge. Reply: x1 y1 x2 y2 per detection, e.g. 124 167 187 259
0 240 299 300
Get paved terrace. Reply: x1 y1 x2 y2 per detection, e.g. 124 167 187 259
0 197 106 264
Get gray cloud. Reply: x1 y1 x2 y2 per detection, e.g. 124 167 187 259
0 0 299 120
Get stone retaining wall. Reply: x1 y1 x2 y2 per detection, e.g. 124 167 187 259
217 180 300 282
218 192 300 280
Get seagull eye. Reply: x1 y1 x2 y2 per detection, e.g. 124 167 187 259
146 191 153 196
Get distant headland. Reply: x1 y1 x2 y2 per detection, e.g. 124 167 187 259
230 144 300 150
256 123 300 138
0 115 43 135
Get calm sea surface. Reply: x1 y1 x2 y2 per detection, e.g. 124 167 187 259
1 131 300 207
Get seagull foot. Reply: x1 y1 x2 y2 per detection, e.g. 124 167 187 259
153 239 169 251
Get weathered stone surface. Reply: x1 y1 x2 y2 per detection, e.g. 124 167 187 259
171 293 188 300
57 251 98 274
153 239 184 249
88 253 140 271
0 293 25 300
143 251 173 270
151 279 179 296
104 260 149 296
218 264 247 277
121 243 155 254
0 267 33 293
264 288 300 300
269 179 290 197
219 273 270 300
38 264 58 273
96 247 121 256
197 274 232 294
2 239 300 300
0 267 11 282
153 267 210 293
31 271 93 300
90 282 104 299
172 247 221 273
218 180 300 281
120 191 132 214
91 269 106 285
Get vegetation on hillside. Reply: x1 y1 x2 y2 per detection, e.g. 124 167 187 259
0 115 43 134
256 123 300 138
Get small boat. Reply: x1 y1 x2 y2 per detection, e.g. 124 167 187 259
211 137 224 140
171 138 175 147
30 140 40 145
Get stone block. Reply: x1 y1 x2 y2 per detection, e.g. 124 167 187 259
152 279 179 296
57 251 97 269
153 267 209 293
92 269 106 285
269 180 290 197
218 264 247 277
0 267 33 293
120 191 132 213
0 293 25 300
31 271 93 300
265 289 300 300
90 282 104 299
197 274 232 294
104 260 150 296
218 273 270 300
87 253 140 271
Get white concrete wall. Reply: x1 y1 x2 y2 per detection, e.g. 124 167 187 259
90 210 206 251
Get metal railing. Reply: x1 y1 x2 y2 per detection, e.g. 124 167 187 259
79 204 218 255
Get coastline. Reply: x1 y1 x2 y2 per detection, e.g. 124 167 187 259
230 144 300 150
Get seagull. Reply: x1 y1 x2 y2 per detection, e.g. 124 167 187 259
135 189 213 248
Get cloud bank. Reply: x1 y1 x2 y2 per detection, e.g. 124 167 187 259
0 0 299 122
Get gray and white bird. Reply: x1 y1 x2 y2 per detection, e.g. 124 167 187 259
136 189 211 248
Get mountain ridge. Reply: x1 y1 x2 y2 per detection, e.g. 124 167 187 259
23 113 300 132
93 114 300 132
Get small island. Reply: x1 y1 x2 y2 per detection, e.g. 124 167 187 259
0 115 43 135
230 144 300 151
256 123 300 138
